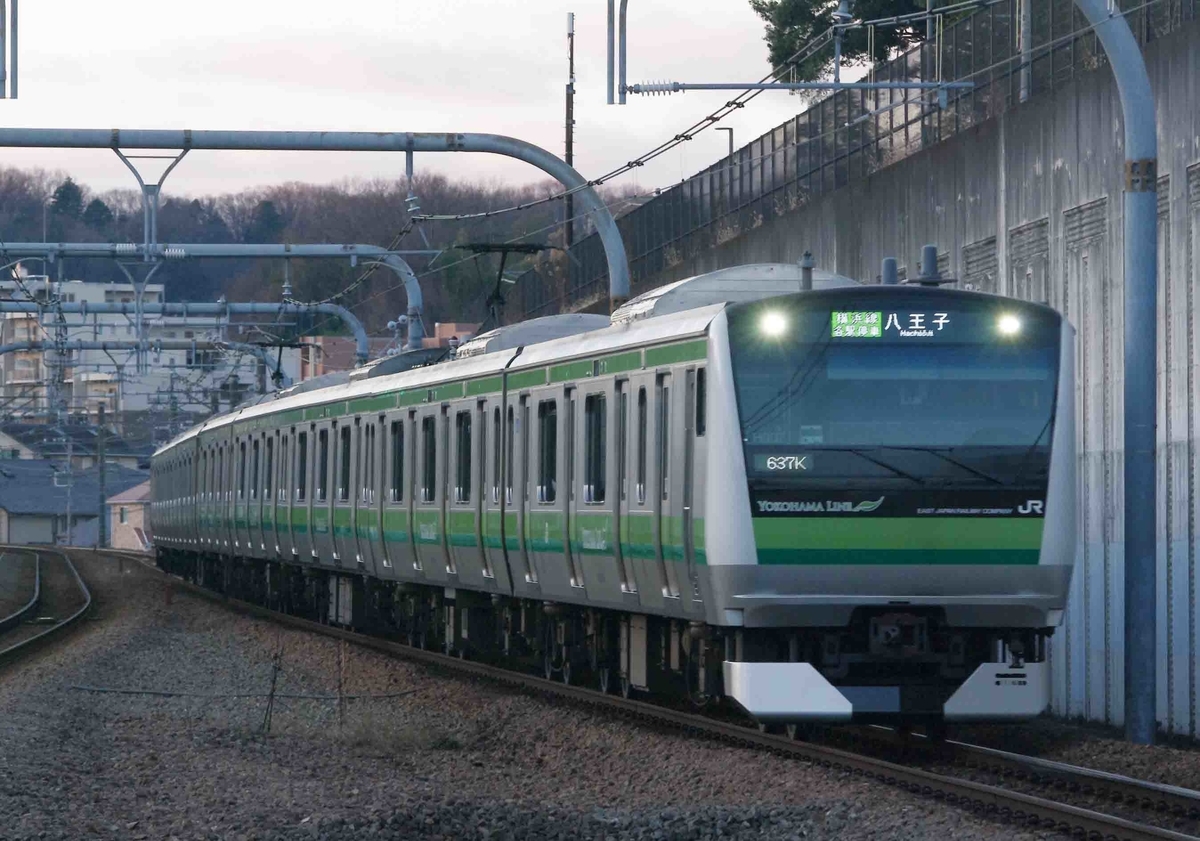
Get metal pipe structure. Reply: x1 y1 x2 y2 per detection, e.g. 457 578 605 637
1073 0 1158 745
8 0 14 99
0 0 7 99
0 129 631 308
618 0 629 104
0 242 424 350
0 301 370 367
628 80 973 94
0 338 289 385
607 0 615 104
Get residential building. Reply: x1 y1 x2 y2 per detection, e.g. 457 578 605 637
107 480 150 551
0 459 147 544
0 276 301 435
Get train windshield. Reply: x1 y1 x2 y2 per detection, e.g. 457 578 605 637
727 289 1061 490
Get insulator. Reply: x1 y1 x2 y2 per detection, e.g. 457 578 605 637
114 243 138 255
162 247 187 259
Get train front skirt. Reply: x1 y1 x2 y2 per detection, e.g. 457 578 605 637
723 660 1049 723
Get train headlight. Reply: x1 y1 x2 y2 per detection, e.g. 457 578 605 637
760 310 787 338
997 314 1022 336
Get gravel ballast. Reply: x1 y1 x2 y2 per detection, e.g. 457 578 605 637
1 552 1077 840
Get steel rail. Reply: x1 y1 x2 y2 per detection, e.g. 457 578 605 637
845 725 1200 822
0 549 92 666
114 550 1190 841
948 739 1200 819
0 550 39 634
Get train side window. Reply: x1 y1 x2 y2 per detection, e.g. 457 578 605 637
250 440 260 500
584 393 606 504
454 411 472 503
238 441 247 500
491 407 501 503
278 435 288 501
390 420 404 502
659 381 670 500
337 426 351 502
421 416 437 502
296 433 308 501
218 448 225 500
618 386 627 501
506 406 515 505
361 424 374 503
537 400 557 503
264 438 274 499
636 388 647 504
199 452 207 498
320 430 332 502
695 367 706 437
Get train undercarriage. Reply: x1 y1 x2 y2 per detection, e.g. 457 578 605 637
156 547 1053 730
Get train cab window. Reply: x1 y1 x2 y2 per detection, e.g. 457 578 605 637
584 394 606 504
537 400 557 503
636 388 647 504
337 426 351 502
695 368 706 437
658 381 670 499
454 411 472 503
316 429 329 501
296 432 308 501
250 440 260 500
421 416 437 502
389 420 404 502
264 438 274 499
492 408 501 503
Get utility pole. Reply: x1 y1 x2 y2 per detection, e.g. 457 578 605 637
565 12 576 247
97 402 107 548
64 437 73 546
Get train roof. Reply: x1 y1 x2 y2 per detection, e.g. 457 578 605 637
611 263 859 325
153 303 720 456
153 263 863 458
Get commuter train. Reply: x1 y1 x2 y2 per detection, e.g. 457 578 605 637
151 263 1076 728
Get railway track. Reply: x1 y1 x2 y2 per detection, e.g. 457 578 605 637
109 548 1195 841
838 725 1200 824
0 550 41 634
0 548 92 666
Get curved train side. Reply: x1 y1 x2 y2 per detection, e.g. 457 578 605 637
151 263 1076 727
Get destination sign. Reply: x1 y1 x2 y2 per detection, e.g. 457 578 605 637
832 310 950 339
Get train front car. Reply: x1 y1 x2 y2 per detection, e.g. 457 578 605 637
706 285 1075 727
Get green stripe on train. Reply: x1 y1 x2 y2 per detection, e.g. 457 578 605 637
751 517 1044 565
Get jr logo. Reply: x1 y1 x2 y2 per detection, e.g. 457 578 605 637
1017 500 1044 515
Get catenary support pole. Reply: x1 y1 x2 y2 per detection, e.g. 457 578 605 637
97 402 107 549
618 0 629 104
607 0 615 104
0 129 630 308
1072 0 1158 745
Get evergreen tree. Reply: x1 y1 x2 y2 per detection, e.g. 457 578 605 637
749 0 927 79
244 200 285 243
82 198 114 231
50 177 85 219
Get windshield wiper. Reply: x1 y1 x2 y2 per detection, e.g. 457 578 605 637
876 446 1006 486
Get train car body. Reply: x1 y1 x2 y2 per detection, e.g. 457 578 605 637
152 263 1076 727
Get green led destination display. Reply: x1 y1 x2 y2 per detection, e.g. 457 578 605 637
832 310 953 339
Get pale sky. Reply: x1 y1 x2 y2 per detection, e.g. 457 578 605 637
0 0 812 199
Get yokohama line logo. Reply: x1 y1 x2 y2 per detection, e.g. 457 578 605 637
757 497 884 514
